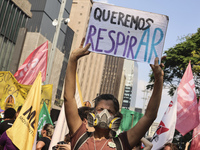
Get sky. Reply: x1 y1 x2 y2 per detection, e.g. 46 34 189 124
94 0 200 122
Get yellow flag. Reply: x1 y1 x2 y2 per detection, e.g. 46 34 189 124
0 71 52 112
6 72 42 150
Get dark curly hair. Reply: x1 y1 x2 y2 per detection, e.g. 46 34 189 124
94 94 120 113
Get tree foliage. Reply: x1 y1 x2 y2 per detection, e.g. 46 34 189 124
147 28 200 97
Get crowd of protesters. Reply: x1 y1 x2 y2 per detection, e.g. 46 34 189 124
0 39 193 150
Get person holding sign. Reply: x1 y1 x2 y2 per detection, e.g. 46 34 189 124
64 38 164 149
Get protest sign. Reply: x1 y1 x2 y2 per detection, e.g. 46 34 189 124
0 71 52 112
85 2 169 64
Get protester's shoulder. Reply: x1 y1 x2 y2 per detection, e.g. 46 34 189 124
71 122 86 138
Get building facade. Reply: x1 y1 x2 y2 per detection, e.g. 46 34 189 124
0 0 32 71
26 0 74 103
0 0 74 109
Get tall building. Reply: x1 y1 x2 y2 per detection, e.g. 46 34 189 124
0 0 32 71
68 0 124 105
99 56 124 99
1 0 74 109
121 59 138 110
26 0 74 103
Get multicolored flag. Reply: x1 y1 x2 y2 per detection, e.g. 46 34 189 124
14 41 48 85
151 90 177 150
176 62 199 136
37 102 53 138
6 72 42 150
190 100 200 150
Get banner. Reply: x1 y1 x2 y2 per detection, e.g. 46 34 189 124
6 72 42 150
190 100 200 150
85 2 169 64
151 90 177 150
0 71 52 112
14 41 48 85
37 102 53 138
119 108 143 132
176 62 199 136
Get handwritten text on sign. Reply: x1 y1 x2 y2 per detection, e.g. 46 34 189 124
85 3 169 64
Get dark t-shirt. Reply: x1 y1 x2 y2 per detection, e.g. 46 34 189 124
0 120 15 135
37 137 51 150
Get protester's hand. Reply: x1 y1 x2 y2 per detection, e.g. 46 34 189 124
70 38 91 61
150 56 165 80
56 144 71 150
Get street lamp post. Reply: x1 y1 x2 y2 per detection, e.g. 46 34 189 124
45 0 68 84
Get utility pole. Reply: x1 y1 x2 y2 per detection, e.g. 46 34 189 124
45 0 67 84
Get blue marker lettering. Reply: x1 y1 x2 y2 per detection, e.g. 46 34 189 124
134 28 150 61
148 28 163 63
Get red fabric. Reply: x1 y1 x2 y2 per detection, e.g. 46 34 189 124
190 100 200 150
14 41 48 85
175 62 199 136
71 123 131 150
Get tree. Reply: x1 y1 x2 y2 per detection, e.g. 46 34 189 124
147 28 200 97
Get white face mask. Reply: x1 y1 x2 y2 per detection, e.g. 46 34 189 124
87 109 121 131
96 109 114 129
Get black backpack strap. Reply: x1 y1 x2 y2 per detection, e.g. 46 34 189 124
113 137 123 150
73 132 92 150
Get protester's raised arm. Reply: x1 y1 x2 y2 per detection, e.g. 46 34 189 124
127 57 164 148
64 38 91 135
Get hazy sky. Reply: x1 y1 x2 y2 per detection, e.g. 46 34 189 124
94 0 200 122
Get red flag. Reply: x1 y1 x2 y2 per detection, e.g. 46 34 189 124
175 62 199 136
14 41 48 85
190 100 200 150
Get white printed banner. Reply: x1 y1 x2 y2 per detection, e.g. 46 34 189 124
85 2 169 64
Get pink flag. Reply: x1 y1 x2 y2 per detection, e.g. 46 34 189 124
175 62 199 136
151 90 177 150
14 41 48 85
190 100 200 150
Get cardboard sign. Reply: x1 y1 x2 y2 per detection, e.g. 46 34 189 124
85 2 169 64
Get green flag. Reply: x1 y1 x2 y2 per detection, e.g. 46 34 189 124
119 108 143 132
37 102 53 137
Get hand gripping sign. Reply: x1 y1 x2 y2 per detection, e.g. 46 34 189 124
85 2 169 64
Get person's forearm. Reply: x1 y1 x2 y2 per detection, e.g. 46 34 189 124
145 76 163 120
63 38 91 134
64 56 77 102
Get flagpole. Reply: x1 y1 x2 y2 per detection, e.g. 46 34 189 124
188 131 200 143
45 0 67 85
